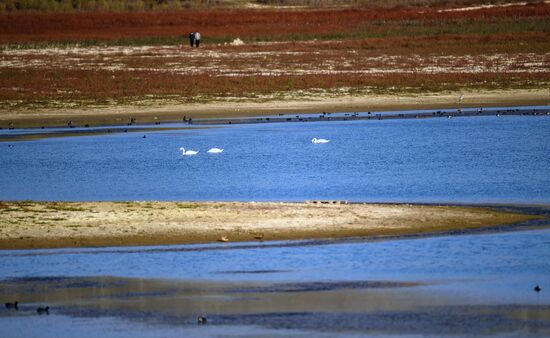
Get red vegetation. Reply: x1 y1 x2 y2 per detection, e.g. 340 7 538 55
1 3 549 43
0 4 548 110
2 67 546 104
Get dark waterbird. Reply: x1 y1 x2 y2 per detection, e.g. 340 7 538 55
534 285 542 292
5 301 18 310
36 306 49 315
197 315 207 325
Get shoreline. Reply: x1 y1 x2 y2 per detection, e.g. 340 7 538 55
2 106 549 142
1 89 549 129
0 201 544 250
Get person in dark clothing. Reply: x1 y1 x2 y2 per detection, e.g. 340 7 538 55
188 32 195 47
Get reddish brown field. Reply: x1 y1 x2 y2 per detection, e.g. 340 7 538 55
1 4 549 43
0 3 549 116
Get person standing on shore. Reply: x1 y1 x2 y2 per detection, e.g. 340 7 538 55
188 32 195 47
194 32 201 47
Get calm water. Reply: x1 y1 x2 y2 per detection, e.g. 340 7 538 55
2 112 550 337
1 115 549 203
1 229 549 337
1 228 550 295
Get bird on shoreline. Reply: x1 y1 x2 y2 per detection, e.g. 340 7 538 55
197 315 207 324
253 233 264 241
36 306 49 315
312 138 330 144
5 301 18 310
207 148 224 154
179 147 198 156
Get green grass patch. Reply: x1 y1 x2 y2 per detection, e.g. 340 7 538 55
176 203 200 209
45 204 86 212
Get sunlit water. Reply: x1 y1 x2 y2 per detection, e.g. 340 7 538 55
1 115 549 203
1 228 549 300
1 228 549 337
0 226 550 302
1 113 550 337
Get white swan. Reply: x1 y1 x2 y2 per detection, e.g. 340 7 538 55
207 148 224 154
179 147 198 156
312 138 330 144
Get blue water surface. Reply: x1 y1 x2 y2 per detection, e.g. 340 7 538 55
1 228 549 304
1 115 549 203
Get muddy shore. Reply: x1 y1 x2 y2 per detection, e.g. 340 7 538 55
2 103 548 142
0 201 539 250
1 275 548 337
1 89 548 129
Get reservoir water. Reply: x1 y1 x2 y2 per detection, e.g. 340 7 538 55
1 227 549 337
1 112 550 337
2 227 550 289
1 114 549 203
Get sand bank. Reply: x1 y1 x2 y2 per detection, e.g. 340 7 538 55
1 89 548 129
0 201 539 250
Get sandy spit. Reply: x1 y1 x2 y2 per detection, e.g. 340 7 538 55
0 201 538 250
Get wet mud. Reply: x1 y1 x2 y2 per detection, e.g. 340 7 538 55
1 276 549 337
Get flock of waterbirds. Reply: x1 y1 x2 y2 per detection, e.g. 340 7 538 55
4 301 48 314
179 138 330 156
179 147 224 156
4 299 207 324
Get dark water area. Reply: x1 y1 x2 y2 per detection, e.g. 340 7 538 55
1 113 549 203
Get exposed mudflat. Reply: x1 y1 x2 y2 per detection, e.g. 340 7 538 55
1 275 549 337
1 89 549 129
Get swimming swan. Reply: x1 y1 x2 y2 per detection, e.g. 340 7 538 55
312 138 330 144
207 148 224 154
179 147 199 156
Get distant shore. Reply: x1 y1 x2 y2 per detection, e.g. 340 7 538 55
1 89 548 130
0 201 541 250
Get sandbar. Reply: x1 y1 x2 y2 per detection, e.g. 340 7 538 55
0 201 540 250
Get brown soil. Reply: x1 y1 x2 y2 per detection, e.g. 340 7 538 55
0 201 538 250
